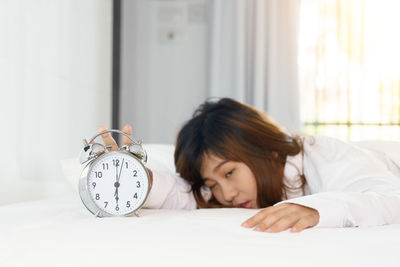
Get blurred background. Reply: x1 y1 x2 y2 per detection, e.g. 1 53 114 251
0 0 399 205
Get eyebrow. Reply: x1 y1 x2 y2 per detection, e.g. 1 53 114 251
213 160 229 173
203 160 229 181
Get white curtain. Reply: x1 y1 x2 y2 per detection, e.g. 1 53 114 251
0 0 112 204
207 0 301 131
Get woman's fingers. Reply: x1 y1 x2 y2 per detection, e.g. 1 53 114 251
97 125 134 150
291 215 319 232
252 208 297 232
257 214 300 233
98 126 119 151
241 204 287 228
241 203 319 233
122 124 133 146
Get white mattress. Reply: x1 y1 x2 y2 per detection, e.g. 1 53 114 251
1 195 400 267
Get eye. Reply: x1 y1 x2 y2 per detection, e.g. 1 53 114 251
204 179 217 190
225 169 234 178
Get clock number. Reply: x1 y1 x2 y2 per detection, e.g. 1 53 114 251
104 201 108 208
92 182 96 189
96 193 100 200
113 159 120 167
95 171 102 178
102 163 109 170
125 162 129 168
133 193 138 199
115 206 119 211
136 181 141 188
126 201 131 208
133 170 137 177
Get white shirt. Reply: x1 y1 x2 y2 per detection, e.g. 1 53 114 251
143 135 400 228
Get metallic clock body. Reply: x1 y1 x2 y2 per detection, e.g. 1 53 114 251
78 130 151 218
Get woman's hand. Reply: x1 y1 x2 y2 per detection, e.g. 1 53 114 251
241 203 319 233
98 125 153 188
98 124 133 151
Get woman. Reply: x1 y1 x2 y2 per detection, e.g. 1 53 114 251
99 98 400 233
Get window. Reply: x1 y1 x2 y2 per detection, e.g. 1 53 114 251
299 0 400 141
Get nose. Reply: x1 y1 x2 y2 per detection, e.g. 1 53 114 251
220 180 239 204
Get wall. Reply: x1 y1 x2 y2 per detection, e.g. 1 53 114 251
120 0 208 144
0 0 112 204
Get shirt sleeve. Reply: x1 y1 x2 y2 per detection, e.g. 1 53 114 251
275 136 400 228
142 170 210 210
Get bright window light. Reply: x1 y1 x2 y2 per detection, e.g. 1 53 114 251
299 0 400 141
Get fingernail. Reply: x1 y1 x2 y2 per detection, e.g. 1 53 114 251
265 228 273 233
241 222 249 227
253 227 262 232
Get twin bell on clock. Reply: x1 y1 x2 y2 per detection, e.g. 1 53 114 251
78 129 152 218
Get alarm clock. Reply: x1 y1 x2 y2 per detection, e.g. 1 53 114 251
78 129 151 217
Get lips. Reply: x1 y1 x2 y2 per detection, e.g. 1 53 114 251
236 201 251 208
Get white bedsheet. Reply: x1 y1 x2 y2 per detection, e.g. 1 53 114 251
1 195 400 267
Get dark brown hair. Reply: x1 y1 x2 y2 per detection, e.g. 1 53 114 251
174 98 306 208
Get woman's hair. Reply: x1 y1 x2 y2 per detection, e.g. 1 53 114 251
174 98 306 208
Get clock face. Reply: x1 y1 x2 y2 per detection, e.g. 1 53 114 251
87 151 150 216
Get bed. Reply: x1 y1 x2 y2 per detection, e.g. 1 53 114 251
1 143 400 267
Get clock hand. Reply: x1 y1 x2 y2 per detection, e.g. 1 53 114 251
113 158 125 210
117 158 125 183
114 159 120 206
115 159 119 182
114 186 119 205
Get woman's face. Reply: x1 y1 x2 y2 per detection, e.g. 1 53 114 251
200 153 258 208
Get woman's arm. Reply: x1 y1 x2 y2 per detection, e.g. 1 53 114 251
277 136 400 228
243 136 400 232
277 190 400 228
98 125 200 210
142 170 197 210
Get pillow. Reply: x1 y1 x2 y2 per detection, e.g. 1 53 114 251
60 144 176 194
